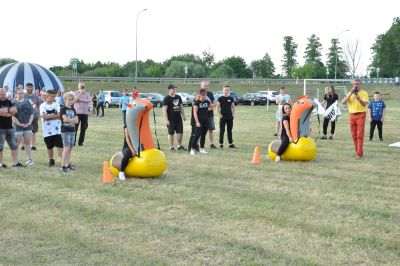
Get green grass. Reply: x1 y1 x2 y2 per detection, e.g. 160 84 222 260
1 84 399 265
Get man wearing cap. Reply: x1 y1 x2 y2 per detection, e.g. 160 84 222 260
162 84 186 151
201 81 217 149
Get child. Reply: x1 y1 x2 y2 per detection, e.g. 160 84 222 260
60 92 79 172
119 90 131 126
275 103 293 162
119 125 137 181
190 89 212 155
368 91 386 141
39 90 63 167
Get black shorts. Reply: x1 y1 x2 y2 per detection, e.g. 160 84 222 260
167 120 183 135
44 134 63 149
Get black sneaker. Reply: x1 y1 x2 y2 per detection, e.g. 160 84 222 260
273 133 278 136
31 146 37 151
67 164 75 171
78 143 84 146
170 147 175 151
49 159 55 167
13 162 25 168
220 144 224 148
210 144 217 149
21 146 25 150
328 136 334 140
177 145 186 151
229 144 238 148
0 164 8 169
60 166 68 173
321 136 327 140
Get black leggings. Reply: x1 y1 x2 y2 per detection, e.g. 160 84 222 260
188 125 197 152
277 135 289 156
96 102 104 116
370 120 383 140
323 117 336 135
120 147 133 172
192 121 208 149
219 117 233 144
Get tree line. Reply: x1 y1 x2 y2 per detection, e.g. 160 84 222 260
1 17 399 79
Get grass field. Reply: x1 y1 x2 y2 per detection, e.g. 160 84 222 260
1 84 399 265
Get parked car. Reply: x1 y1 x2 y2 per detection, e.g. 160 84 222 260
238 93 268 105
104 90 122 108
176 92 194 106
135 93 163 108
258 90 279 104
213 91 239 105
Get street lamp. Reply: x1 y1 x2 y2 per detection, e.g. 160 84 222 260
334 29 350 80
135 8 148 85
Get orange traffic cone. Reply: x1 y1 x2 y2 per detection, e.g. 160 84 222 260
251 146 261 164
103 161 113 183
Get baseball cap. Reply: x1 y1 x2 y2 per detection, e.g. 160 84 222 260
168 84 177 90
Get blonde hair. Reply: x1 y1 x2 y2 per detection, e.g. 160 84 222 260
64 92 74 100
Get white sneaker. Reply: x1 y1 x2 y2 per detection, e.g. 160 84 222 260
200 148 208 154
275 156 281 162
119 172 126 181
26 159 34 166
190 149 196 156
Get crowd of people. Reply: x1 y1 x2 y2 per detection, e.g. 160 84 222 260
0 79 388 172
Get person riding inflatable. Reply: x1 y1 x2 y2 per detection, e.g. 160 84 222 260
110 98 167 178
268 95 317 161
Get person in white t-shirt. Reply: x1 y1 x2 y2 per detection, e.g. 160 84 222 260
39 90 63 167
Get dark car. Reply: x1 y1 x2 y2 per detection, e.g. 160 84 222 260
135 93 163 108
238 93 268 105
213 91 239 106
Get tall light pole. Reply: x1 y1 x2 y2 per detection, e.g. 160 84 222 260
135 8 147 85
334 29 350 80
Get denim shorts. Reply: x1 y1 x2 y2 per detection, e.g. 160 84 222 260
62 132 75 148
207 116 215 130
15 129 33 136
0 128 18 151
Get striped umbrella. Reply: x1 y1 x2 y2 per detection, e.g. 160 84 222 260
0 62 64 94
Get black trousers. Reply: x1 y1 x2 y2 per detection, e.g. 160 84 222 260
96 102 104 116
370 120 383 140
192 121 208 149
188 125 199 152
219 117 233 144
121 147 133 172
74 114 88 146
323 117 336 135
277 135 289 156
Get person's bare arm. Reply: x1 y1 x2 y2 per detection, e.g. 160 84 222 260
217 101 222 117
180 104 186 121
193 105 200 127
162 106 169 126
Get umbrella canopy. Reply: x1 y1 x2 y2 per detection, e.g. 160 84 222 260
0 62 64 93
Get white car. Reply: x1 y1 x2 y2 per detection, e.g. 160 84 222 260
175 92 194 106
103 90 122 108
258 90 279 105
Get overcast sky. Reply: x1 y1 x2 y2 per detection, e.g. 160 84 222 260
2 0 399 76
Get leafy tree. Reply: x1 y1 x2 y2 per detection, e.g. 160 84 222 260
201 49 215 75
326 38 348 79
293 63 327 79
370 17 400 77
282 36 298 78
222 56 252 78
165 61 205 78
0 58 17 67
250 53 275 78
208 64 235 78
304 34 323 64
163 54 201 68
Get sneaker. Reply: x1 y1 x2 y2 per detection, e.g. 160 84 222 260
78 143 84 146
379 138 383 141
190 149 196 156
200 148 208 154
59 166 68 173
49 159 55 167
0 164 8 169
170 147 176 151
328 136 334 140
275 156 281 162
21 146 25 150
67 164 75 171
13 162 26 168
119 172 126 181
210 144 217 149
229 144 237 148
273 133 278 136
177 145 186 151
25 159 34 166
31 147 37 151
321 136 327 140
369 139 373 142
220 144 224 148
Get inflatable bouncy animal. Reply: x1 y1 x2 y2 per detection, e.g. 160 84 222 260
110 99 167 177
268 95 317 161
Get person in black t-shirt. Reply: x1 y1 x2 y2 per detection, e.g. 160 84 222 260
118 125 137 181
190 89 212 155
187 92 200 153
201 81 217 149
276 103 293 162
162 84 186 151
0 88 24 168
321 86 339 140
217 85 237 148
